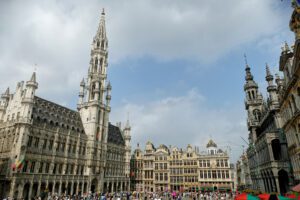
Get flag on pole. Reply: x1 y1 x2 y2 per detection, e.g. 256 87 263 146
11 158 25 171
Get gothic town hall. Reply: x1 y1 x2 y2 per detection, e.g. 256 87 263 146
0 10 131 199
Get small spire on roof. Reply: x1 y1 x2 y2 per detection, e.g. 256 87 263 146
266 63 271 77
102 8 105 15
107 81 112 90
80 78 85 86
244 53 251 70
284 41 290 52
30 72 36 82
5 87 9 94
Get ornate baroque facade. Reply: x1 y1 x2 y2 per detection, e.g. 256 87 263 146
130 140 234 193
0 10 131 199
278 2 300 184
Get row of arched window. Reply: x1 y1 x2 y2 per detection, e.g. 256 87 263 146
34 115 84 133
27 135 87 156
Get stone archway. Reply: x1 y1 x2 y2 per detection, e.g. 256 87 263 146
73 182 78 195
67 182 72 195
91 178 98 193
84 182 88 194
103 182 107 193
23 183 31 200
40 182 47 199
48 182 53 194
78 182 83 195
61 182 66 195
278 169 289 194
54 182 59 194
32 183 39 198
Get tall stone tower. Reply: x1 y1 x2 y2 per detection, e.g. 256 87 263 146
78 9 110 142
243 62 264 143
77 9 111 182
123 119 131 178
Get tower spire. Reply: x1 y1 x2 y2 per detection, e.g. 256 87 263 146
125 112 131 130
265 63 273 82
95 8 107 41
244 54 253 81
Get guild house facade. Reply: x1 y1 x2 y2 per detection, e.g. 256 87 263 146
0 10 131 199
130 140 234 193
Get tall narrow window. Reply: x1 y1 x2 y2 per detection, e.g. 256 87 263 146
94 58 98 72
30 161 35 173
39 162 44 173
43 139 47 149
27 136 33 147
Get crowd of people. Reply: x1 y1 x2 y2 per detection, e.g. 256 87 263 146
2 191 238 200
7 191 235 200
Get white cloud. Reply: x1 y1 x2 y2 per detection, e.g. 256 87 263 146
0 0 289 96
111 89 247 162
106 0 287 63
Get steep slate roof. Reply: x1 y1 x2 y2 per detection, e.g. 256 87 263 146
108 123 125 146
32 96 85 134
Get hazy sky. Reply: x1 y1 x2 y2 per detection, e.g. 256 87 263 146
0 0 294 162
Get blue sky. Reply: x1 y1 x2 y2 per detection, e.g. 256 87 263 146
0 0 295 162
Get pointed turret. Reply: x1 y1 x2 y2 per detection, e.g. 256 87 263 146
0 87 10 121
24 72 38 100
20 72 38 122
2 87 10 99
80 78 85 86
243 55 258 93
244 64 258 91
78 78 85 106
30 72 36 82
1 87 10 106
125 118 131 130
243 56 264 143
265 64 279 109
265 63 274 86
26 72 38 90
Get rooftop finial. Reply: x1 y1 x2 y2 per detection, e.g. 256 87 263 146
284 41 290 52
102 8 105 15
244 53 248 66
266 63 271 75
125 112 131 129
